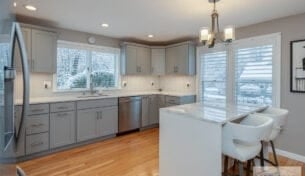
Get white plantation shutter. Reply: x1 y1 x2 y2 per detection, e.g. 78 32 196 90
200 50 227 106
234 44 274 105
197 33 281 107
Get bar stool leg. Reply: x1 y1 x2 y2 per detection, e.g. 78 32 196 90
270 141 279 166
260 141 265 166
224 156 229 176
239 161 244 176
246 160 251 176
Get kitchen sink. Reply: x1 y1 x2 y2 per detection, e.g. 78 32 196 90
77 94 109 98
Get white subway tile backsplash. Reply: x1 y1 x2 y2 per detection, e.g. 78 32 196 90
14 73 196 99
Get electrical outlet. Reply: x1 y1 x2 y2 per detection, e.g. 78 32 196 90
122 81 127 87
43 81 52 89
186 82 191 88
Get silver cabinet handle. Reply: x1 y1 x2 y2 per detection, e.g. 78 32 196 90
31 109 45 112
31 141 43 147
31 123 44 127
57 106 69 110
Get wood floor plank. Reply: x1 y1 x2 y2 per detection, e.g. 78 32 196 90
18 128 304 176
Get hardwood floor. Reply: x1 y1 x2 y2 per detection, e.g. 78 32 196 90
19 128 304 176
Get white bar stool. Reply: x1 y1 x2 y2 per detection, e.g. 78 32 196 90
255 107 289 166
222 114 274 176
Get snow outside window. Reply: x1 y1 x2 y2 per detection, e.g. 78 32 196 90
55 41 120 91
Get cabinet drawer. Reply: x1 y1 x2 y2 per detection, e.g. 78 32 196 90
26 114 49 135
28 104 49 115
165 96 180 105
26 132 49 155
77 98 118 110
50 102 75 112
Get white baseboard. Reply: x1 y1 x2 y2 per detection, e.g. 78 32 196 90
269 147 305 163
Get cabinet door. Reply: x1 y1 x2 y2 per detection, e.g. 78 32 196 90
149 95 159 124
50 111 76 148
176 44 189 74
31 29 57 73
98 106 118 137
125 45 138 75
165 47 177 74
15 27 32 72
151 48 165 75
136 46 151 74
77 108 101 142
141 96 149 127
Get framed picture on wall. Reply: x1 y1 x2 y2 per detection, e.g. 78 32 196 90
291 39 305 92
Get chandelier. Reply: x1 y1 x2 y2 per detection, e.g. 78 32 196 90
199 0 235 48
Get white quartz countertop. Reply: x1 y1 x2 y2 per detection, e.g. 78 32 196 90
15 91 196 105
160 102 268 124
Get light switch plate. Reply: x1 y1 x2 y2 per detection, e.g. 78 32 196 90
43 81 52 89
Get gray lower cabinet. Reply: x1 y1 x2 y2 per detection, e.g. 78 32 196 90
141 96 149 127
26 132 49 155
98 106 118 136
50 111 76 148
77 106 118 142
141 95 160 128
149 95 159 124
77 108 101 142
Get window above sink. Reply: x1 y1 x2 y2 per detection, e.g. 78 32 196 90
54 40 121 92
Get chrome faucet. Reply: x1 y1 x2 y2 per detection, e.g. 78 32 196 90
89 74 98 95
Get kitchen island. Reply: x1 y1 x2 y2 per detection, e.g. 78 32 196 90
159 102 268 176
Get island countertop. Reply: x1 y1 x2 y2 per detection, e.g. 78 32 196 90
160 102 268 124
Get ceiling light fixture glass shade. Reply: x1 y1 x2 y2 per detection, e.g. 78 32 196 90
200 0 235 48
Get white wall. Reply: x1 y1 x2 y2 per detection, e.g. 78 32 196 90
159 75 196 93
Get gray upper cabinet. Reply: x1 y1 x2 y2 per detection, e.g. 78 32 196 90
50 111 76 148
16 27 57 73
121 43 151 75
165 42 196 75
31 29 57 73
15 27 32 72
151 48 165 75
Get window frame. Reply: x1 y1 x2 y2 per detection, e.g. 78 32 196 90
53 40 121 92
197 33 281 107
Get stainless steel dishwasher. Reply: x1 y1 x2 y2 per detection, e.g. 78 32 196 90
118 96 142 133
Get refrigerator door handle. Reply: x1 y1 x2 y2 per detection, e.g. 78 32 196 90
13 22 30 141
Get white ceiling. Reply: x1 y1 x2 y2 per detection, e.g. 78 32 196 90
13 0 305 43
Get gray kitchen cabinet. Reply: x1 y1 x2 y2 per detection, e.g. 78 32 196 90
148 95 159 124
165 95 196 107
151 48 165 75
165 42 196 75
98 106 118 137
15 27 32 72
31 29 57 73
26 132 49 155
77 108 101 142
141 96 149 127
121 43 151 75
136 46 151 74
50 111 76 148
77 106 118 142
25 114 49 135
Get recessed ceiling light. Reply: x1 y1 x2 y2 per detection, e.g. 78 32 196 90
13 2 17 7
24 5 37 11
148 34 154 38
101 23 109 28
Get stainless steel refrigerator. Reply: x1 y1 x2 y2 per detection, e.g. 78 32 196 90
0 0 30 175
